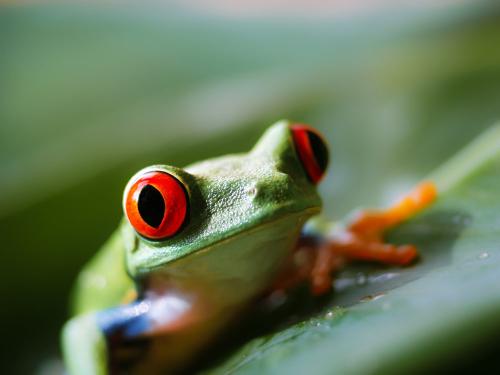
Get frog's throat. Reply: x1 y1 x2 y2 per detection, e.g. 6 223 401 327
130 206 321 276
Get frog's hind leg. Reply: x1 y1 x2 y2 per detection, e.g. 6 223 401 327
334 181 437 263
273 182 437 297
311 181 437 295
347 182 437 241
271 236 345 296
327 232 418 266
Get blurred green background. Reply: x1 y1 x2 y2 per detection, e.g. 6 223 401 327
2 1 500 373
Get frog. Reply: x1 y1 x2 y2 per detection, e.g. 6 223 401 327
61 120 437 374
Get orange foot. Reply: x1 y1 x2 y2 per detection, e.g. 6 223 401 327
273 182 437 296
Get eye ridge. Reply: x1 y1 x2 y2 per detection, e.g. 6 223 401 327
138 184 166 228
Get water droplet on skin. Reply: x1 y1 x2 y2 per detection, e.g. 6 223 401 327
478 252 489 260
246 185 258 197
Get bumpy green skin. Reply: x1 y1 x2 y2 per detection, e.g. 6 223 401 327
62 120 323 374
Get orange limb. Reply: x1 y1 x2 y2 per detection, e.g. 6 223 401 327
327 232 417 266
272 182 437 297
310 244 344 296
348 182 437 241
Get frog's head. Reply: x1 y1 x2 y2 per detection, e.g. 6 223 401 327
121 120 329 282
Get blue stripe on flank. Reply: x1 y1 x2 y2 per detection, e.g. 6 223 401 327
300 226 322 242
97 300 152 339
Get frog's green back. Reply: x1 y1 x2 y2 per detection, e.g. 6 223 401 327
70 229 134 315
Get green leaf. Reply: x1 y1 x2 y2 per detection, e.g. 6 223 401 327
3 3 500 373
206 123 500 374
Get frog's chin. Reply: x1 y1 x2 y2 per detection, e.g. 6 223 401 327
138 210 318 306
131 208 319 280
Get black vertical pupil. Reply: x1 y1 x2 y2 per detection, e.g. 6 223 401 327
138 185 165 228
307 131 329 173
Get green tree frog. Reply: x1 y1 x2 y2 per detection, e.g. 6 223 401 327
62 120 436 374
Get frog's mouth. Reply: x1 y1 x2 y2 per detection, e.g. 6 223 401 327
141 209 320 302
126 206 320 277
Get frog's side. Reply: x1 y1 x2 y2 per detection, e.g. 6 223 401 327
62 121 436 374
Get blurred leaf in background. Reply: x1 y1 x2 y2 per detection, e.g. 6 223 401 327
1 1 500 373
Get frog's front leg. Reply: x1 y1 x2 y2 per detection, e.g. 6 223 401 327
274 182 437 296
62 312 109 375
62 293 197 375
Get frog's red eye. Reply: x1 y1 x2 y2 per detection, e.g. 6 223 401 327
291 124 329 184
124 171 188 240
